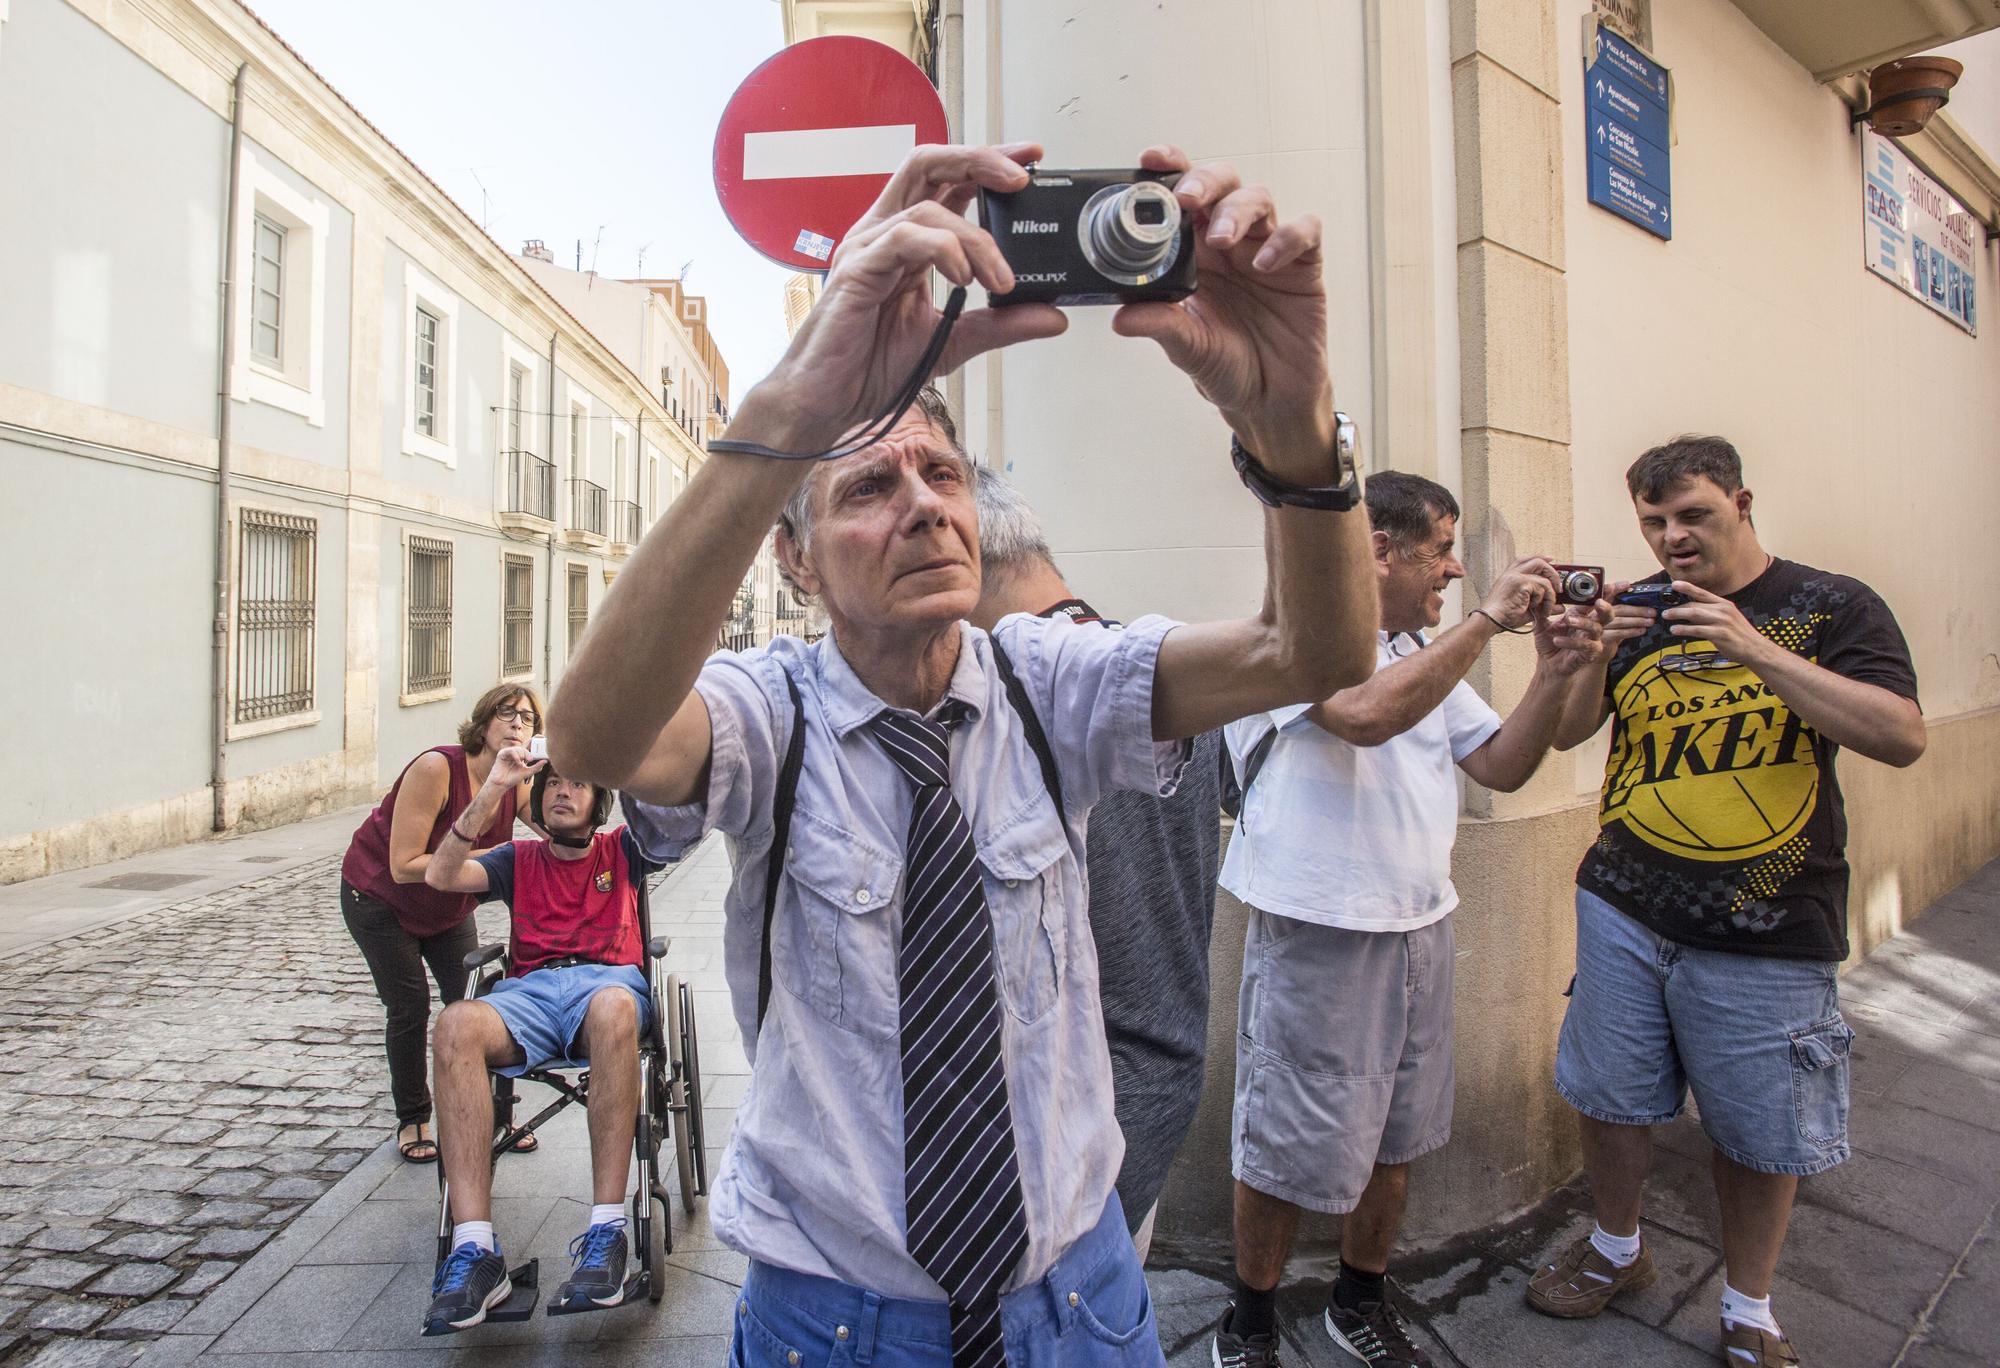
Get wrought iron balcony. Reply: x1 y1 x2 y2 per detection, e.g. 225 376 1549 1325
610 499 643 549
502 450 554 523
567 478 607 539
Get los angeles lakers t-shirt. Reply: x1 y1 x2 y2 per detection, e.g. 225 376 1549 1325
1577 558 1918 961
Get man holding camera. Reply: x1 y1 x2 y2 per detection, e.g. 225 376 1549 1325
548 141 1378 1368
1534 437 1924 1368
1213 472 1603 1368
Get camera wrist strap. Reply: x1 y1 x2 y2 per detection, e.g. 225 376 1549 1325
708 286 968 463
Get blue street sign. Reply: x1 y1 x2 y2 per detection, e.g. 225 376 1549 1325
1586 27 1672 239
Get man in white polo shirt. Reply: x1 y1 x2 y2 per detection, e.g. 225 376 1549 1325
1211 473 1605 1368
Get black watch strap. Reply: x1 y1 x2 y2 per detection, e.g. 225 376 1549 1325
1230 414 1361 511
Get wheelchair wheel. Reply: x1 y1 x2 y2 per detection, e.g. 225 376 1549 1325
631 1118 667 1304
665 974 697 1217
679 976 707 1195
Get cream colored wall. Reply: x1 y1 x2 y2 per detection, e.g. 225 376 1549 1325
956 0 1377 627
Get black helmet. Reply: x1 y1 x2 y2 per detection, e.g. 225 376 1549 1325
529 765 613 833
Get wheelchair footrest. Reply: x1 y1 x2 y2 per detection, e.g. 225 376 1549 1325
546 1271 645 1317
419 1260 539 1336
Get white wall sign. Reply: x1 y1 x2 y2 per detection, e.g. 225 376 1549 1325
1591 0 1652 51
1863 129 1979 335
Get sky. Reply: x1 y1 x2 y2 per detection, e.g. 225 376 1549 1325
244 0 795 397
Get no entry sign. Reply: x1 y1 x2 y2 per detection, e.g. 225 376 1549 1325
713 36 949 273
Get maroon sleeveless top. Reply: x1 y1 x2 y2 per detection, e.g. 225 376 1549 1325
340 745 519 937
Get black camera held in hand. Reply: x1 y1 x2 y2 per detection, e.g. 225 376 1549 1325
1614 583 1688 611
1550 564 1606 607
982 168 1198 307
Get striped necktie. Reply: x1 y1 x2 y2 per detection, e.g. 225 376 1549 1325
871 705 1027 1368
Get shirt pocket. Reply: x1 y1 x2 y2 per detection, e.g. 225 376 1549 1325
780 812 903 1044
975 808 1071 1026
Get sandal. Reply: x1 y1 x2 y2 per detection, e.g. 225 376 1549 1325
503 1129 539 1154
398 1123 439 1164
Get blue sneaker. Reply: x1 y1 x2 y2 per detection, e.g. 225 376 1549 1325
423 1241 511 1334
558 1220 630 1308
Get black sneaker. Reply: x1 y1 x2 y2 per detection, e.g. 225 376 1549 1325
423 1242 511 1334
558 1220 630 1307
1324 1293 1433 1367
1212 1303 1281 1368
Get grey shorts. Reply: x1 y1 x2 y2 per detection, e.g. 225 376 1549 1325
1231 908 1456 1213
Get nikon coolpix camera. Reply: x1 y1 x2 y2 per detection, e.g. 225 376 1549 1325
1551 564 1606 606
981 168 1197 307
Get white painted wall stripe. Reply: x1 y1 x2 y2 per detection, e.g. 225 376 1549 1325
743 124 917 180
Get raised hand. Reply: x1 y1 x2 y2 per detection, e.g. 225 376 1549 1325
486 744 546 791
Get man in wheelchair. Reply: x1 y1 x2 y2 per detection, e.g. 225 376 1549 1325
420 744 666 1331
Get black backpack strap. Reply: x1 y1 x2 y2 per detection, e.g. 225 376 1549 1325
757 671 807 1031
988 636 1065 822
1229 725 1280 824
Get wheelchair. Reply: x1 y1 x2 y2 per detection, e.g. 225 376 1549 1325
428 871 708 1329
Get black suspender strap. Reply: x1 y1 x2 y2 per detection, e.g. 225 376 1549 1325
757 671 808 1031
1232 725 1279 825
755 639 1064 1032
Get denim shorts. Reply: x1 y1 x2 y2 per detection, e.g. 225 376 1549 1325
1232 909 1455 1212
1555 889 1855 1177
729 1194 1162 1368
481 962 651 1075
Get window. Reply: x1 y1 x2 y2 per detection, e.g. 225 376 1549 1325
232 149 329 425
502 554 534 678
250 215 286 367
401 263 459 464
235 510 316 725
567 563 589 660
570 403 587 469
506 363 527 451
413 307 441 437
406 535 454 696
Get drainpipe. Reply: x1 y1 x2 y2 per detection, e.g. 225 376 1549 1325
544 332 559 690
211 62 249 834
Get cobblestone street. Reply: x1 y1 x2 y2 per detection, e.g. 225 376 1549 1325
0 817 507 1367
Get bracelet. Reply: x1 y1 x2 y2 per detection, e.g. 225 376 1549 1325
447 821 478 845
1471 607 1533 636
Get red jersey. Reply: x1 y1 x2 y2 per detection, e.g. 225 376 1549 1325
474 827 659 975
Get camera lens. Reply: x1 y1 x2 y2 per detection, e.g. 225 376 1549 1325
1079 181 1183 285
1563 570 1600 601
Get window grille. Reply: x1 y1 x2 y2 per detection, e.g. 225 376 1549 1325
235 510 315 722
251 215 286 366
567 563 589 660
407 535 453 693
414 306 441 437
503 555 534 676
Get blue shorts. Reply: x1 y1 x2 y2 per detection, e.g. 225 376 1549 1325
481 962 651 1075
730 1194 1162 1368
1555 888 1855 1177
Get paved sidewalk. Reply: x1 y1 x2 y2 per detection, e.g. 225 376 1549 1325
1 811 1993 1368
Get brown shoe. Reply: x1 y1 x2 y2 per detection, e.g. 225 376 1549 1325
1524 1235 1657 1318
1721 1320 1800 1366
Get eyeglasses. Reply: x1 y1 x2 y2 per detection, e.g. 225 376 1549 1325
493 705 541 726
1659 651 1740 675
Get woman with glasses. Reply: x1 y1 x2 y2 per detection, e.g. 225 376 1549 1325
340 683 545 1163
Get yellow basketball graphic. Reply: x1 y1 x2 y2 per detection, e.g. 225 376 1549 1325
1601 640 1820 863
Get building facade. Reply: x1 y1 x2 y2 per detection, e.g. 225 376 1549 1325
0 0 742 882
779 0 2000 1251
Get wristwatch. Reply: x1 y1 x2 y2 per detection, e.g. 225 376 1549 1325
1231 413 1362 511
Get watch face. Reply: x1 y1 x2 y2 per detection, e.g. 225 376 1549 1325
1333 413 1358 479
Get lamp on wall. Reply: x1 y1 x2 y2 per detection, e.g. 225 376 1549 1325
1852 56 1964 136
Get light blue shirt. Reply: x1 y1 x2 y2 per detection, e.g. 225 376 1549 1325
628 613 1188 1301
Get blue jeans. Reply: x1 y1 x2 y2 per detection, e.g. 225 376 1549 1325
1556 889 1855 1176
729 1195 1162 1368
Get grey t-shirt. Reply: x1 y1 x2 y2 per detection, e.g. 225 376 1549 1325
1086 729 1223 1228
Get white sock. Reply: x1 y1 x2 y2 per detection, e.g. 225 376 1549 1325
589 1204 627 1230
1590 1223 1642 1268
1721 1283 1781 1336
452 1220 496 1254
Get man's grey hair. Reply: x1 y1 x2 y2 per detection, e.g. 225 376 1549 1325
971 464 1055 572
773 386 967 607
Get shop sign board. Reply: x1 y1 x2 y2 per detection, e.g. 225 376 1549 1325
1586 27 1671 239
1862 128 1979 335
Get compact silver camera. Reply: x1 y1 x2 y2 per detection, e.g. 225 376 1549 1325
527 735 549 761
981 168 1197 307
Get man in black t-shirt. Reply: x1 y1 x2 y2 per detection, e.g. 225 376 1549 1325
1529 436 1924 1368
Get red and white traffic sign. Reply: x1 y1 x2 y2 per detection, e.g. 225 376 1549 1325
713 36 949 273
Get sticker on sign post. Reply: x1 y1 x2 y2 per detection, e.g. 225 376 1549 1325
713 38 949 273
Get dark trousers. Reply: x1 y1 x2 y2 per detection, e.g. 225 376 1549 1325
340 880 478 1128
